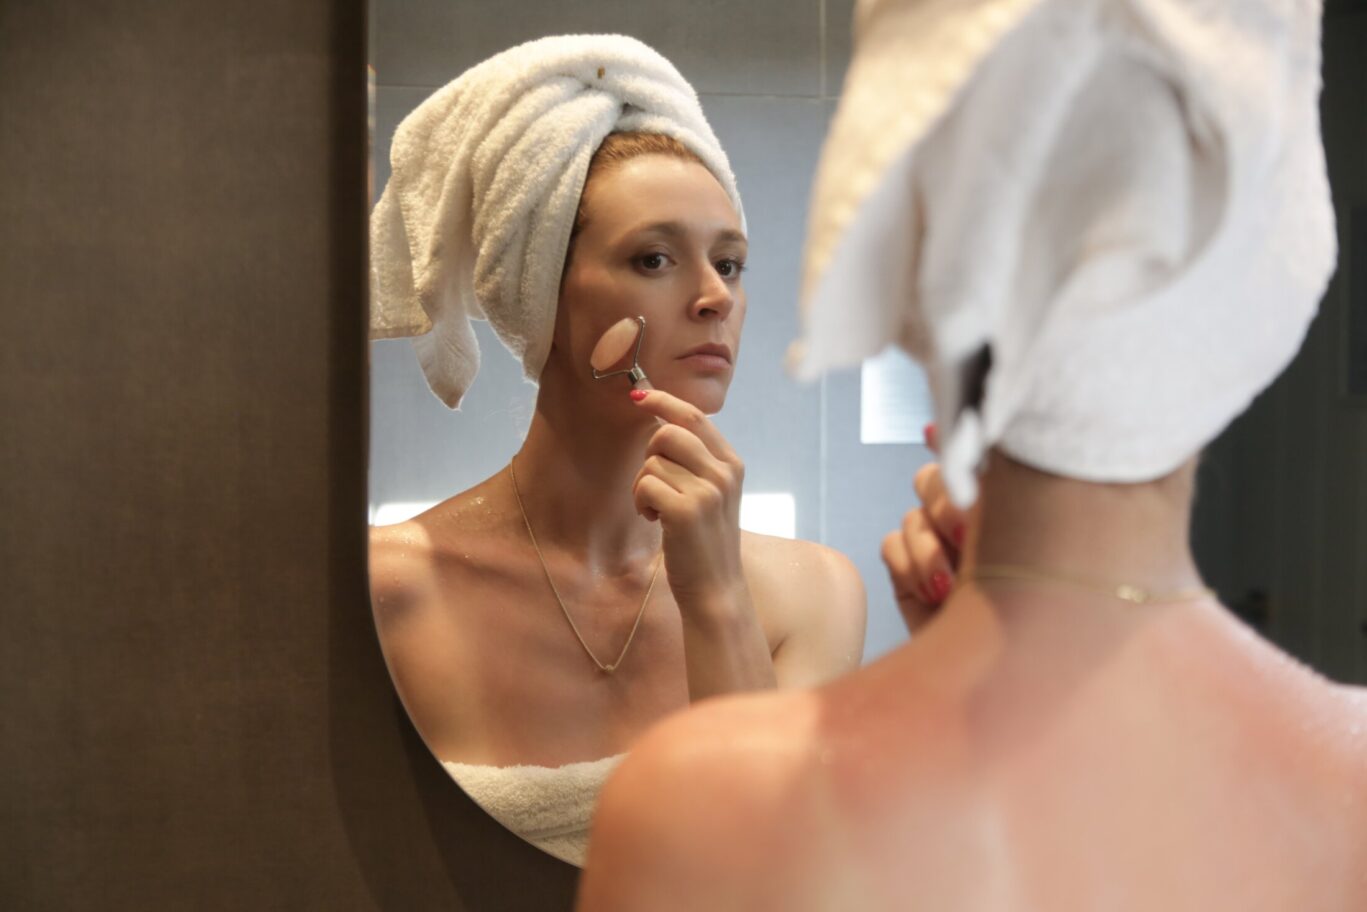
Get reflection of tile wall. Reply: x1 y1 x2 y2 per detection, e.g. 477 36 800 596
369 0 928 661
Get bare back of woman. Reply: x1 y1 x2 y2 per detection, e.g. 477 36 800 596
792 592 1367 910
581 458 1367 910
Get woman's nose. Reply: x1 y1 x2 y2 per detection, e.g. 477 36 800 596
689 264 735 321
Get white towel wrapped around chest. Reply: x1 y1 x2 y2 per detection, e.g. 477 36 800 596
443 754 625 867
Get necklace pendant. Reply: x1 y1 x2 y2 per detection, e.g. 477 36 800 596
1116 584 1147 604
602 664 616 673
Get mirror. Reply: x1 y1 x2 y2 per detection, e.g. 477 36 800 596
367 0 1367 870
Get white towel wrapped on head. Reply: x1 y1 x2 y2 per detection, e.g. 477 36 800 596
372 34 743 409
792 0 1336 506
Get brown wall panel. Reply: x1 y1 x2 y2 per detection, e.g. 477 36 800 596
0 2 576 908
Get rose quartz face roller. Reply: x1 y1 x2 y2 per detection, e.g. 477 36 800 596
590 315 652 388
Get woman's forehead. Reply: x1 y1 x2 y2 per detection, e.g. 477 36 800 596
583 156 742 237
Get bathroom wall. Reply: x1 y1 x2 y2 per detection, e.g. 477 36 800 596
2 3 572 909
370 2 1367 681
1192 3 1367 685
368 0 928 663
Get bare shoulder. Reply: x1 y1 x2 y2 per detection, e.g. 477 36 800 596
1325 683 1367 822
741 532 868 686
740 531 864 599
578 647 990 910
579 688 833 911
1180 612 1367 850
368 476 515 626
1196 612 1367 768
367 517 438 626
1297 682 1367 891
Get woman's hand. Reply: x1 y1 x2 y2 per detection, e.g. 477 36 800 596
629 389 747 605
629 388 775 699
880 424 968 633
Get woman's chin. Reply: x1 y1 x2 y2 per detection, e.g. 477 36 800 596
655 374 731 416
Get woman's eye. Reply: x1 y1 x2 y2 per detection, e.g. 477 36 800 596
716 258 747 279
637 252 668 271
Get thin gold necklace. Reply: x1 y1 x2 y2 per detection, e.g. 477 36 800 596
967 564 1215 605
508 457 663 674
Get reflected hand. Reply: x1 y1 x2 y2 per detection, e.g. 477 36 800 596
629 389 747 610
881 423 967 633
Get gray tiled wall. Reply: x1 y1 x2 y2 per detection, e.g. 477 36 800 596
372 1 824 97
369 0 927 662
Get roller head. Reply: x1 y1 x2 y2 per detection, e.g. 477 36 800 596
590 317 643 372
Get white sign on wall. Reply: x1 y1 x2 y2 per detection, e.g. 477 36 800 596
860 347 933 445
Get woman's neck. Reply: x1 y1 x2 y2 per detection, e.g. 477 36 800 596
962 451 1205 597
509 365 661 573
921 451 1215 723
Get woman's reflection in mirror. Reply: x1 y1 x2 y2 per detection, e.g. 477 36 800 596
368 36 866 868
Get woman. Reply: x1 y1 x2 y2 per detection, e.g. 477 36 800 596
367 36 866 866
579 1 1367 907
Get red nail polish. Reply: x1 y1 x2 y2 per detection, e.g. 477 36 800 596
923 422 938 450
953 525 966 547
932 572 951 600
629 389 649 402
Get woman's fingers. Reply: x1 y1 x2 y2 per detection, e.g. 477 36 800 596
632 473 683 524
644 422 736 491
628 393 749 604
913 461 968 555
633 455 722 522
631 389 743 515
882 506 957 634
902 507 956 603
630 389 740 465
883 425 963 634
881 527 935 633
924 422 939 454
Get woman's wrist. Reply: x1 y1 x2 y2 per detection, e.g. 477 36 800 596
675 580 755 630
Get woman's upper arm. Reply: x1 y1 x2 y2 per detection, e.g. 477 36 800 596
771 544 867 689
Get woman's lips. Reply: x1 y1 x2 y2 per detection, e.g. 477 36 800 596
677 344 733 372
679 353 732 371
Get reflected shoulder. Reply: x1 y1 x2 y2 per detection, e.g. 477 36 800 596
367 519 436 624
368 518 435 569
742 533 868 684
741 533 866 609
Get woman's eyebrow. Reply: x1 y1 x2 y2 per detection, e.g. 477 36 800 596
628 220 688 239
625 221 747 246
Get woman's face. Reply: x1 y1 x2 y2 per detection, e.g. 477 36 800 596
554 154 747 416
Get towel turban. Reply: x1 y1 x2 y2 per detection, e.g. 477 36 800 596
791 0 1337 506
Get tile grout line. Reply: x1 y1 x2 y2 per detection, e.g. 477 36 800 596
819 0 828 99
819 374 829 545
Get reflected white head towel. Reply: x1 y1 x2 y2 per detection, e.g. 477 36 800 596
791 0 1336 506
371 34 743 408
